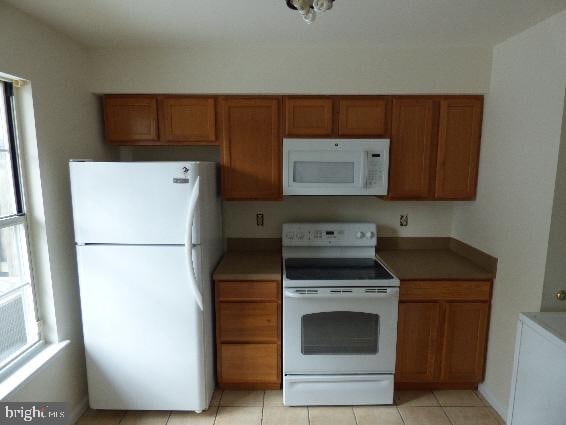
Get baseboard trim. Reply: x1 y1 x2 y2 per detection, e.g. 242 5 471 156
478 383 507 423
70 396 89 424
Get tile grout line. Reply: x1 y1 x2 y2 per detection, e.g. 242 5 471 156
260 390 265 425
394 405 408 425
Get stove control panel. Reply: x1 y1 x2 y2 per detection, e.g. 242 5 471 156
282 223 377 247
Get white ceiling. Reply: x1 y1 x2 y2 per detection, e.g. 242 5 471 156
4 0 566 48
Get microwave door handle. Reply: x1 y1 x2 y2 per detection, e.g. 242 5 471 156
360 152 368 188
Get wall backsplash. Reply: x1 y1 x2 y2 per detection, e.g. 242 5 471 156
223 198 454 238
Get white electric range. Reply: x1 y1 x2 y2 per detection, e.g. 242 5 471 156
282 223 400 406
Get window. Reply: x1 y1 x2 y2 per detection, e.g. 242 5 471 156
0 81 40 370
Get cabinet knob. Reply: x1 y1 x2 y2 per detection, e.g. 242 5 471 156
555 290 566 301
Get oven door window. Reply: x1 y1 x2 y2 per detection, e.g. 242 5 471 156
301 311 379 355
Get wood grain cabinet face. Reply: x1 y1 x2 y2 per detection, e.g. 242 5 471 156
215 280 281 389
440 302 489 383
285 97 333 136
221 98 281 200
219 302 279 342
396 280 491 389
160 97 216 143
435 97 483 200
103 96 158 143
389 98 436 199
396 302 441 383
219 343 280 385
338 98 389 137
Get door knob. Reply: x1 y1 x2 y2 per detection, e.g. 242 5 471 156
555 290 566 301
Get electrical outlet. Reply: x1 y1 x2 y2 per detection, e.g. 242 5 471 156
256 213 264 227
400 214 408 227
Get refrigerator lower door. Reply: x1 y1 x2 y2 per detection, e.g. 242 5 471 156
76 245 207 411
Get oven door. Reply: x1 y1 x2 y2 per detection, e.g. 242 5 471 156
283 287 399 374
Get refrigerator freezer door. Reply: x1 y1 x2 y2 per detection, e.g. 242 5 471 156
76 244 207 411
70 161 200 245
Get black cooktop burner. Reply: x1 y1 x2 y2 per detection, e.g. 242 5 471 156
285 258 394 281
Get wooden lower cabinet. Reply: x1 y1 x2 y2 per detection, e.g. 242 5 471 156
395 280 491 389
215 280 281 389
396 303 441 383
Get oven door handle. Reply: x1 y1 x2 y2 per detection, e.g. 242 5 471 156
283 289 399 299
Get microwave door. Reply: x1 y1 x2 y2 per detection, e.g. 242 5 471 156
287 151 363 195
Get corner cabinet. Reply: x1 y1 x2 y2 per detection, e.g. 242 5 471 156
215 280 281 389
388 97 437 199
220 97 282 200
435 97 483 200
388 96 483 201
395 280 491 389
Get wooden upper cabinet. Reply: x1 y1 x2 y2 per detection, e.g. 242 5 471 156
160 97 216 144
285 97 333 136
103 95 158 144
220 98 281 200
396 302 441 383
389 98 436 199
338 98 389 136
440 302 489 383
435 97 483 200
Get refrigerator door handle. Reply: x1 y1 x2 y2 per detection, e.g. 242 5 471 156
185 176 204 311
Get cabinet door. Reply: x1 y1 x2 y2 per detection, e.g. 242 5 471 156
338 98 388 136
285 97 333 136
389 98 436 199
103 95 158 144
221 98 281 200
440 302 489 383
435 97 483 200
160 97 216 144
396 302 441 382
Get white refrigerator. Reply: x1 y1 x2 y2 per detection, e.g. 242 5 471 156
69 161 222 412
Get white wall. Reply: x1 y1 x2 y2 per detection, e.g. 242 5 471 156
88 45 492 94
0 2 114 415
224 199 453 238
541 93 566 312
451 10 566 416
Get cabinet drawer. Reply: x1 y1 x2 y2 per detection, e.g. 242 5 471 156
217 281 280 301
219 302 279 342
219 343 280 384
400 281 491 302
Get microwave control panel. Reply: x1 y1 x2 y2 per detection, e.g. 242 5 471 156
366 152 385 188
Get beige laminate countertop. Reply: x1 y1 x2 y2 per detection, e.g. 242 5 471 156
213 251 282 281
378 249 494 281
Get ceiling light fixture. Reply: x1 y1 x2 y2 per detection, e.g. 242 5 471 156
286 0 335 24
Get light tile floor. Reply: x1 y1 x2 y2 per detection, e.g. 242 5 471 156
77 389 507 425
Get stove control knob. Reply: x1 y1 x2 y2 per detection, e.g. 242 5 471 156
297 232 306 240
357 232 364 239
365 232 375 239
286 232 294 240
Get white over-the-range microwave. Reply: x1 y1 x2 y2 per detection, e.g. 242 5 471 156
283 138 390 196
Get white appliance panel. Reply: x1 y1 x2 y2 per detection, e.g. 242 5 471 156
70 161 200 245
283 374 394 406
508 313 566 425
77 244 207 411
283 287 399 374
283 139 389 196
